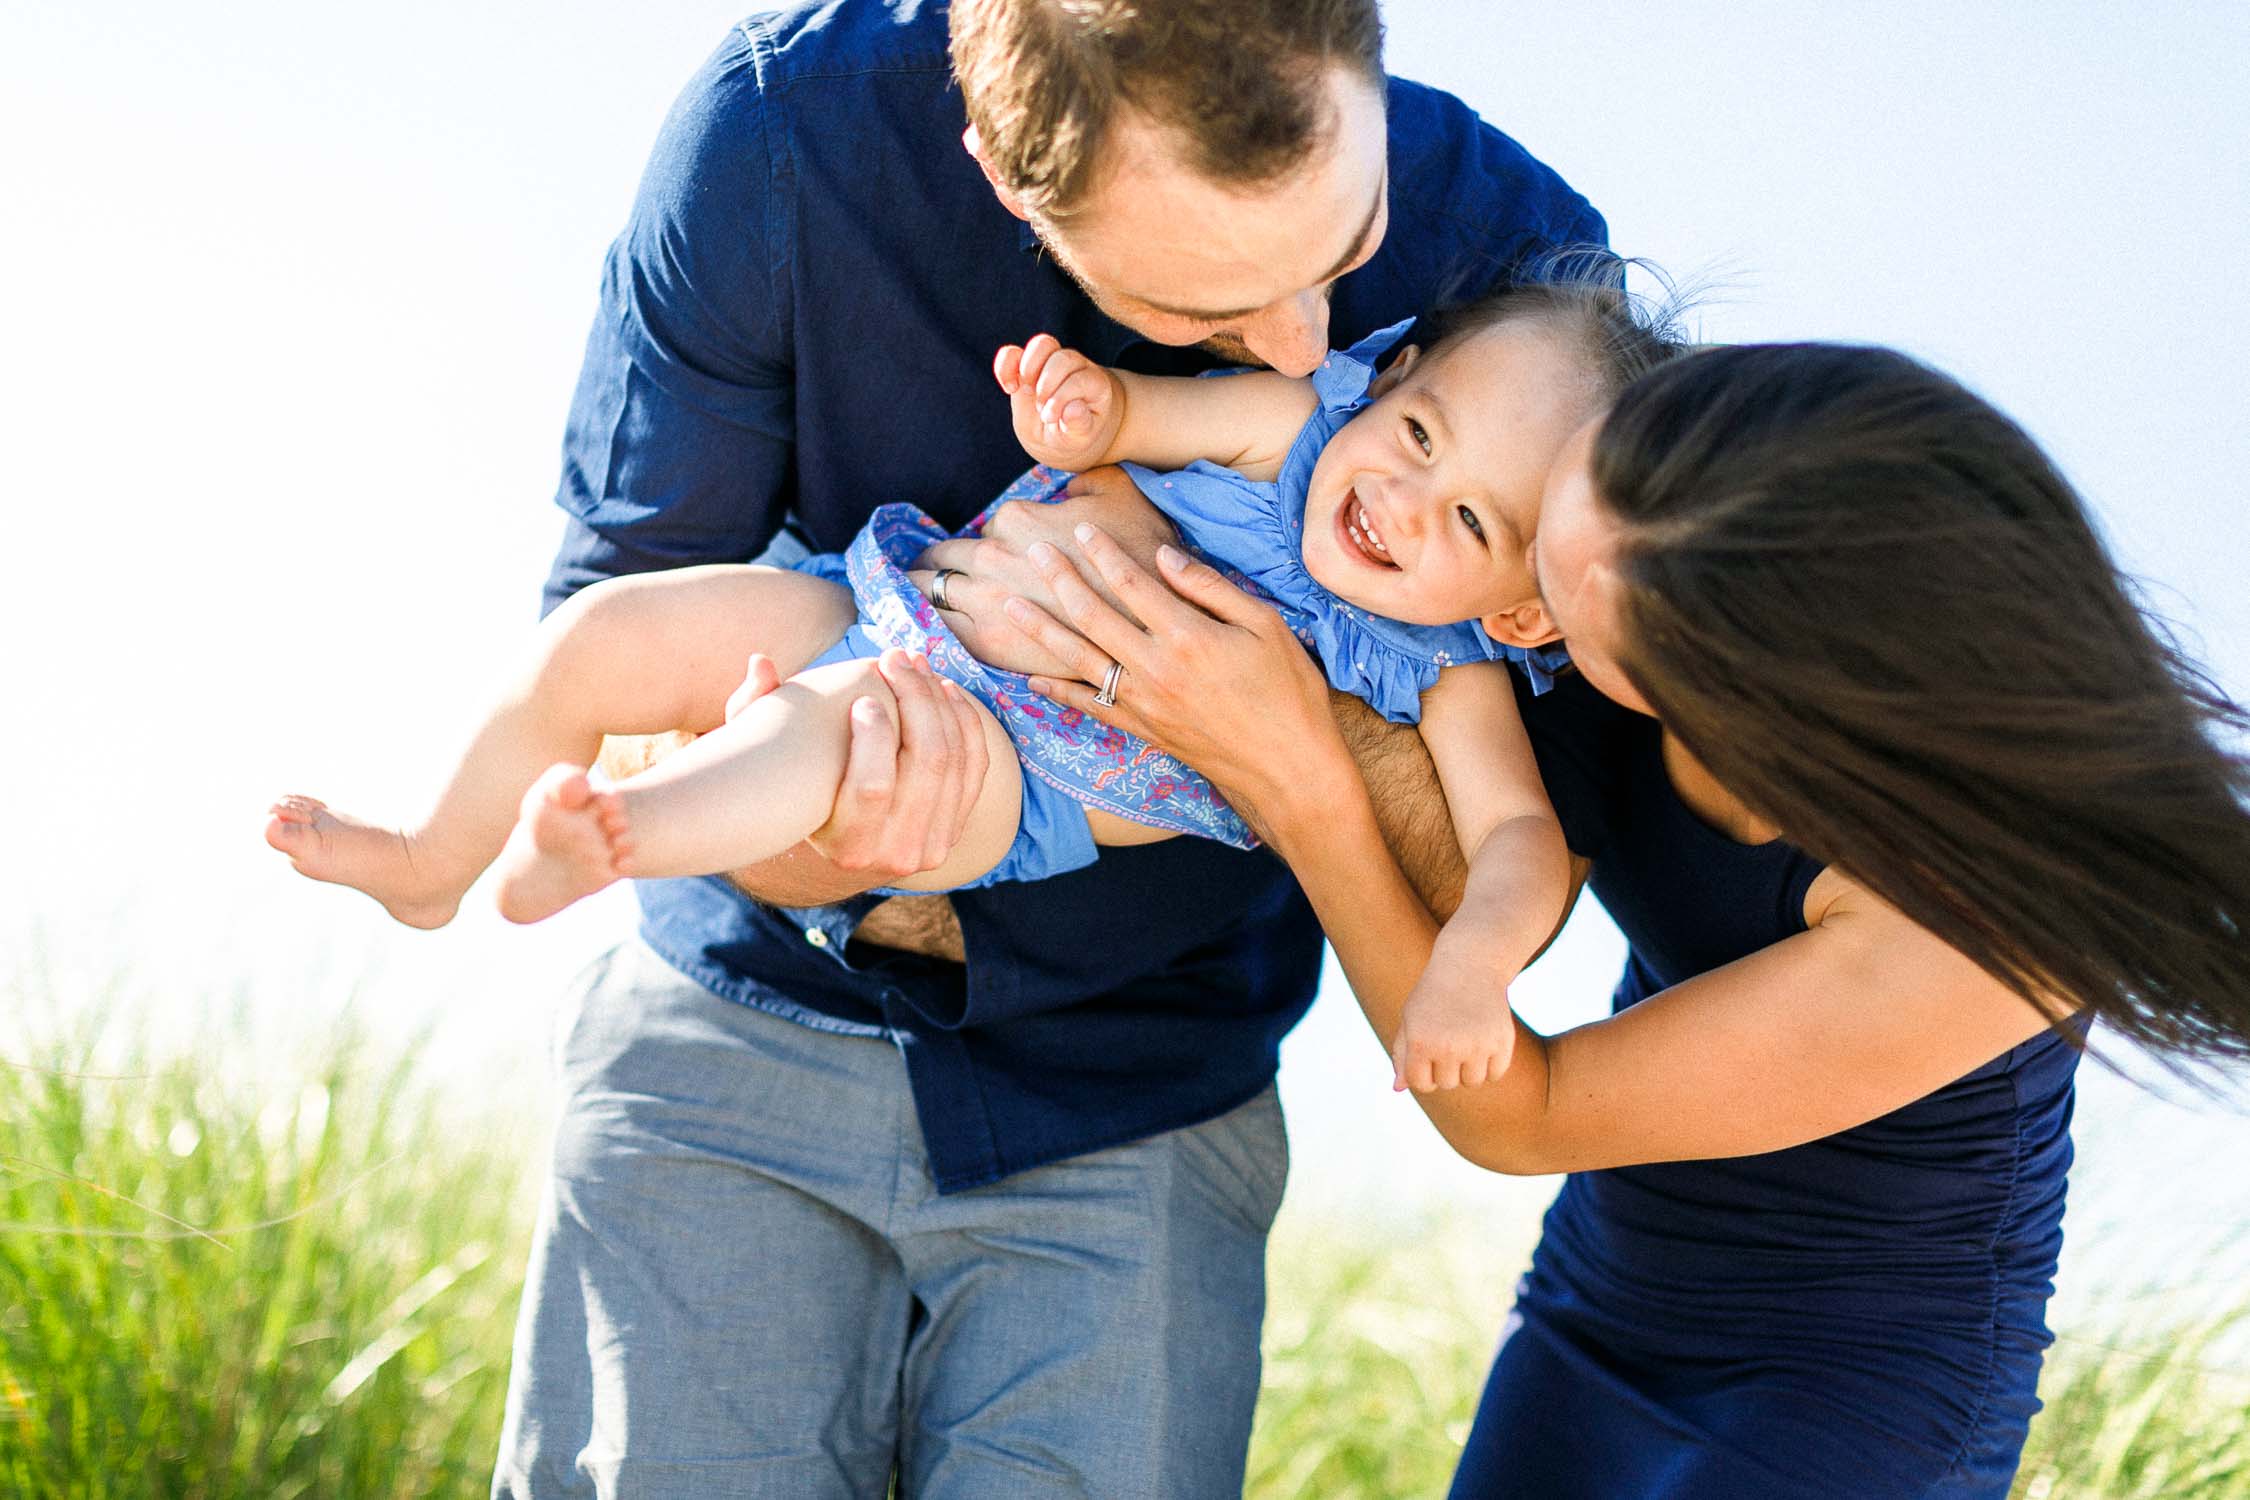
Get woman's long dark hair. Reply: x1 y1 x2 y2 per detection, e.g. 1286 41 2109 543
1594 343 2250 1061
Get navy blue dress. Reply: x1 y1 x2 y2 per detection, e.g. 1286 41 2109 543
1450 674 2078 1499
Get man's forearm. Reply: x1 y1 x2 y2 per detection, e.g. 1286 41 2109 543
721 842 882 907
1327 692 1468 921
723 848 968 963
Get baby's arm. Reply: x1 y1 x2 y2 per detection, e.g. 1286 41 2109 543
1390 664 1573 1092
995 336 1319 483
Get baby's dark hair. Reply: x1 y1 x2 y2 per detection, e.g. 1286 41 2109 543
1414 246 1692 404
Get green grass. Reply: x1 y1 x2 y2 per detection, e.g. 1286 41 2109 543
0 1002 538 1498
4 1002 2246 1498
2011 1299 2250 1499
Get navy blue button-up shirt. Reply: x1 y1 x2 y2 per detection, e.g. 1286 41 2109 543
543 0 1606 1191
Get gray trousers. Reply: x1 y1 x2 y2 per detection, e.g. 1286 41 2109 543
491 939 1288 1499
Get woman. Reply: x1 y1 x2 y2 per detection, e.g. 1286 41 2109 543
998 342 2250 1496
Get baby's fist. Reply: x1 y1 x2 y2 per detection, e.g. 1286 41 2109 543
995 334 1123 470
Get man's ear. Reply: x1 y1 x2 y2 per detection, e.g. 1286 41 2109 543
1480 596 1561 650
963 124 1033 223
1368 343 1420 398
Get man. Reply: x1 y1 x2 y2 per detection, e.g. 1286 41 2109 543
494 2 1604 1495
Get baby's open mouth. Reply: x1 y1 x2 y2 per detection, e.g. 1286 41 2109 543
1342 488 1398 569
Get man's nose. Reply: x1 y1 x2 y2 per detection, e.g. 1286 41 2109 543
1242 290 1330 378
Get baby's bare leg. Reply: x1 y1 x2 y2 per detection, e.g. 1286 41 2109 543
266 565 855 928
492 656 1027 921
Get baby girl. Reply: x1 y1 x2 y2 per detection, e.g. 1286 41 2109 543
268 276 1678 1090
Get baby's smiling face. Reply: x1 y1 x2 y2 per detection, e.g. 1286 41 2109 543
1300 319 1595 650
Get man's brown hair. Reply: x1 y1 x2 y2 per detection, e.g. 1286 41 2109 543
950 0 1385 219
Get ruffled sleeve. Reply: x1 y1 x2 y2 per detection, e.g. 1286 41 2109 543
1277 318 1417 500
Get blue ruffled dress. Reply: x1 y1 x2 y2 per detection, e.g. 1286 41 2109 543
795 322 1568 887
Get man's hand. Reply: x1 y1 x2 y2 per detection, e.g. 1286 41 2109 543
715 648 991 907
995 335 1126 471
906 466 1177 676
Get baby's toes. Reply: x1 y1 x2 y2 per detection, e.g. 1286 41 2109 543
270 794 326 824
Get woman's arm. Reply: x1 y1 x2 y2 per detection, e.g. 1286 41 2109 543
1012 530 2067 1174
1299 816 2059 1173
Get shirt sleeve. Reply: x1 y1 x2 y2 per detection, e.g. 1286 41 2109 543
1374 78 1611 314
541 29 797 616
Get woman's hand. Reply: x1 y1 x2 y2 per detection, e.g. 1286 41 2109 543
1004 524 1358 840
907 467 1175 678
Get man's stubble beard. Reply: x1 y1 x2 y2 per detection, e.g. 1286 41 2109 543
1196 330 1262 366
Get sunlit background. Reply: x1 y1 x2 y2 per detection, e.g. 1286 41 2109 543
6 0 2247 1335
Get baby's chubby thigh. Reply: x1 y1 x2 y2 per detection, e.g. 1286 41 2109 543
547 563 859 738
1081 808 1176 848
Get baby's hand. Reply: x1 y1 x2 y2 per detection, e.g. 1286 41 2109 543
1392 949 1519 1094
995 335 1124 471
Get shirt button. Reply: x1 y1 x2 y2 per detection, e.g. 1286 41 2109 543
804 926 830 949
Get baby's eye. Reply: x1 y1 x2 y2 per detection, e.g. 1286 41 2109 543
1458 504 1487 544
1406 416 1432 456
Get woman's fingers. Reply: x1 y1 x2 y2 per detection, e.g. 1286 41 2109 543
1153 543 1281 633
1019 541 1149 673
1067 525 1290 648
1067 525 1205 639
1002 593 1121 687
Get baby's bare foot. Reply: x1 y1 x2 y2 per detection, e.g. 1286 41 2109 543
263 794 464 930
492 766 628 924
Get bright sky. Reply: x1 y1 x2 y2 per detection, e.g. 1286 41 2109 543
5 1 2246 1300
